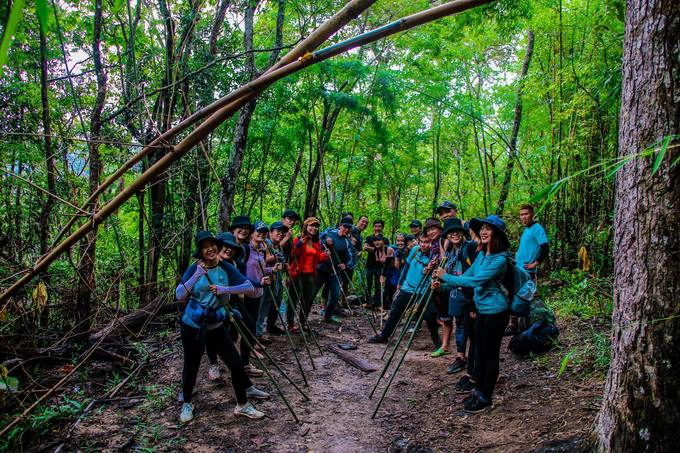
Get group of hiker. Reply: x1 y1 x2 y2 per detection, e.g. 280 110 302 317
174 201 550 421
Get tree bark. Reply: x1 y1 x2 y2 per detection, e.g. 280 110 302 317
75 0 107 335
595 0 680 450
495 29 534 216
38 21 56 327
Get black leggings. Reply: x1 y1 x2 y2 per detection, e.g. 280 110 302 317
181 322 252 405
289 273 316 325
239 296 261 365
474 311 509 401
464 309 477 377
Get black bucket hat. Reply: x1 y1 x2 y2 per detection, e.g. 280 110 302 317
435 200 457 214
442 218 466 237
282 209 301 221
216 231 243 259
469 215 510 250
193 230 220 259
409 219 422 228
228 215 254 233
339 216 353 228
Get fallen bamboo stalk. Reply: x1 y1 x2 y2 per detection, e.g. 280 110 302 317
327 344 379 373
0 0 495 305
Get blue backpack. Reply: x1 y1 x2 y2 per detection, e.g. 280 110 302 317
508 321 560 356
499 255 536 317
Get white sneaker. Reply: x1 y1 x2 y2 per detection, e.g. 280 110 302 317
233 402 265 419
179 402 194 422
244 363 264 377
246 385 270 400
208 364 221 381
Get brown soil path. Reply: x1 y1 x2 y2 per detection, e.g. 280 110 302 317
70 309 601 452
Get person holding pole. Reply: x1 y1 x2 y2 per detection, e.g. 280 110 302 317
255 221 289 343
175 231 270 423
367 232 433 344
432 215 511 414
289 217 328 329
318 217 354 324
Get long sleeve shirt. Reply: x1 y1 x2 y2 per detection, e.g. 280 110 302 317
440 251 509 315
397 246 430 295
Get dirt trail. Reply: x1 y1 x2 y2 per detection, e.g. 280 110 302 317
70 308 601 452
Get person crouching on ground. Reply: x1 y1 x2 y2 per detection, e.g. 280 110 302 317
175 231 270 422
432 215 511 414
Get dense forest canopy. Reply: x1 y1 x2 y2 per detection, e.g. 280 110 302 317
0 0 623 308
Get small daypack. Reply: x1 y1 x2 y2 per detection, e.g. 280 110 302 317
508 320 559 356
499 255 536 317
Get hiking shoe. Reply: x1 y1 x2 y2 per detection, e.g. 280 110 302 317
407 324 416 334
233 402 265 420
267 325 285 336
447 357 467 374
208 364 221 381
455 375 476 393
504 323 518 337
367 334 387 344
431 347 451 358
462 393 477 405
324 316 342 325
244 364 264 377
257 334 273 345
179 402 194 422
246 385 270 400
463 396 491 414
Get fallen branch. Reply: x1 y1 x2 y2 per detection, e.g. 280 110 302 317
327 344 379 373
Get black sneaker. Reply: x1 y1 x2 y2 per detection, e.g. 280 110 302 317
463 396 491 414
367 334 387 344
268 325 285 336
455 375 476 393
462 392 477 405
447 357 467 374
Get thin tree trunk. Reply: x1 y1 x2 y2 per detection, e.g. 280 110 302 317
285 143 304 208
75 0 107 336
496 29 534 216
38 22 56 327
595 0 680 450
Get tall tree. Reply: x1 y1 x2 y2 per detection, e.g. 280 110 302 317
496 29 534 216
595 0 679 449
75 0 107 335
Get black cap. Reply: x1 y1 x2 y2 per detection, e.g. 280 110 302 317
339 216 353 228
409 219 422 228
282 209 301 221
442 218 466 237
435 201 457 214
253 220 269 232
228 215 254 232
269 221 289 233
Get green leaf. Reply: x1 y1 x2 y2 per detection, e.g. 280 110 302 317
606 158 630 178
652 135 672 175
0 0 27 78
112 0 125 14
36 0 49 33
558 350 574 378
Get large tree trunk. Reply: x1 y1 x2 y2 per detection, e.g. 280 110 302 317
595 0 680 450
495 29 534 216
75 0 107 335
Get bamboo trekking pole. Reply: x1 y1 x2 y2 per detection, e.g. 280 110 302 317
255 257 309 386
370 250 449 398
263 241 321 363
0 0 495 304
370 290 435 419
203 272 307 422
280 269 323 359
321 242 365 337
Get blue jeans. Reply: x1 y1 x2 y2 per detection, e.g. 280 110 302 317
317 270 342 319
454 314 467 354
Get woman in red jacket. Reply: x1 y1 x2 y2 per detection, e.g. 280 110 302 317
288 217 327 329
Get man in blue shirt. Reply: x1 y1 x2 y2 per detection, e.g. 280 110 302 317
508 204 549 335
515 204 549 277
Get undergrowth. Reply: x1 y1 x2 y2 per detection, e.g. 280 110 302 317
540 269 613 380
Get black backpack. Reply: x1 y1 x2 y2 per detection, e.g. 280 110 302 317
508 321 560 356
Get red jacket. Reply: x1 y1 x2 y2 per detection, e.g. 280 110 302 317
289 236 328 278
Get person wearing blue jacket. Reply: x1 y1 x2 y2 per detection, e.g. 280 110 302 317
433 215 511 414
318 217 354 324
367 233 433 344
175 231 269 423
